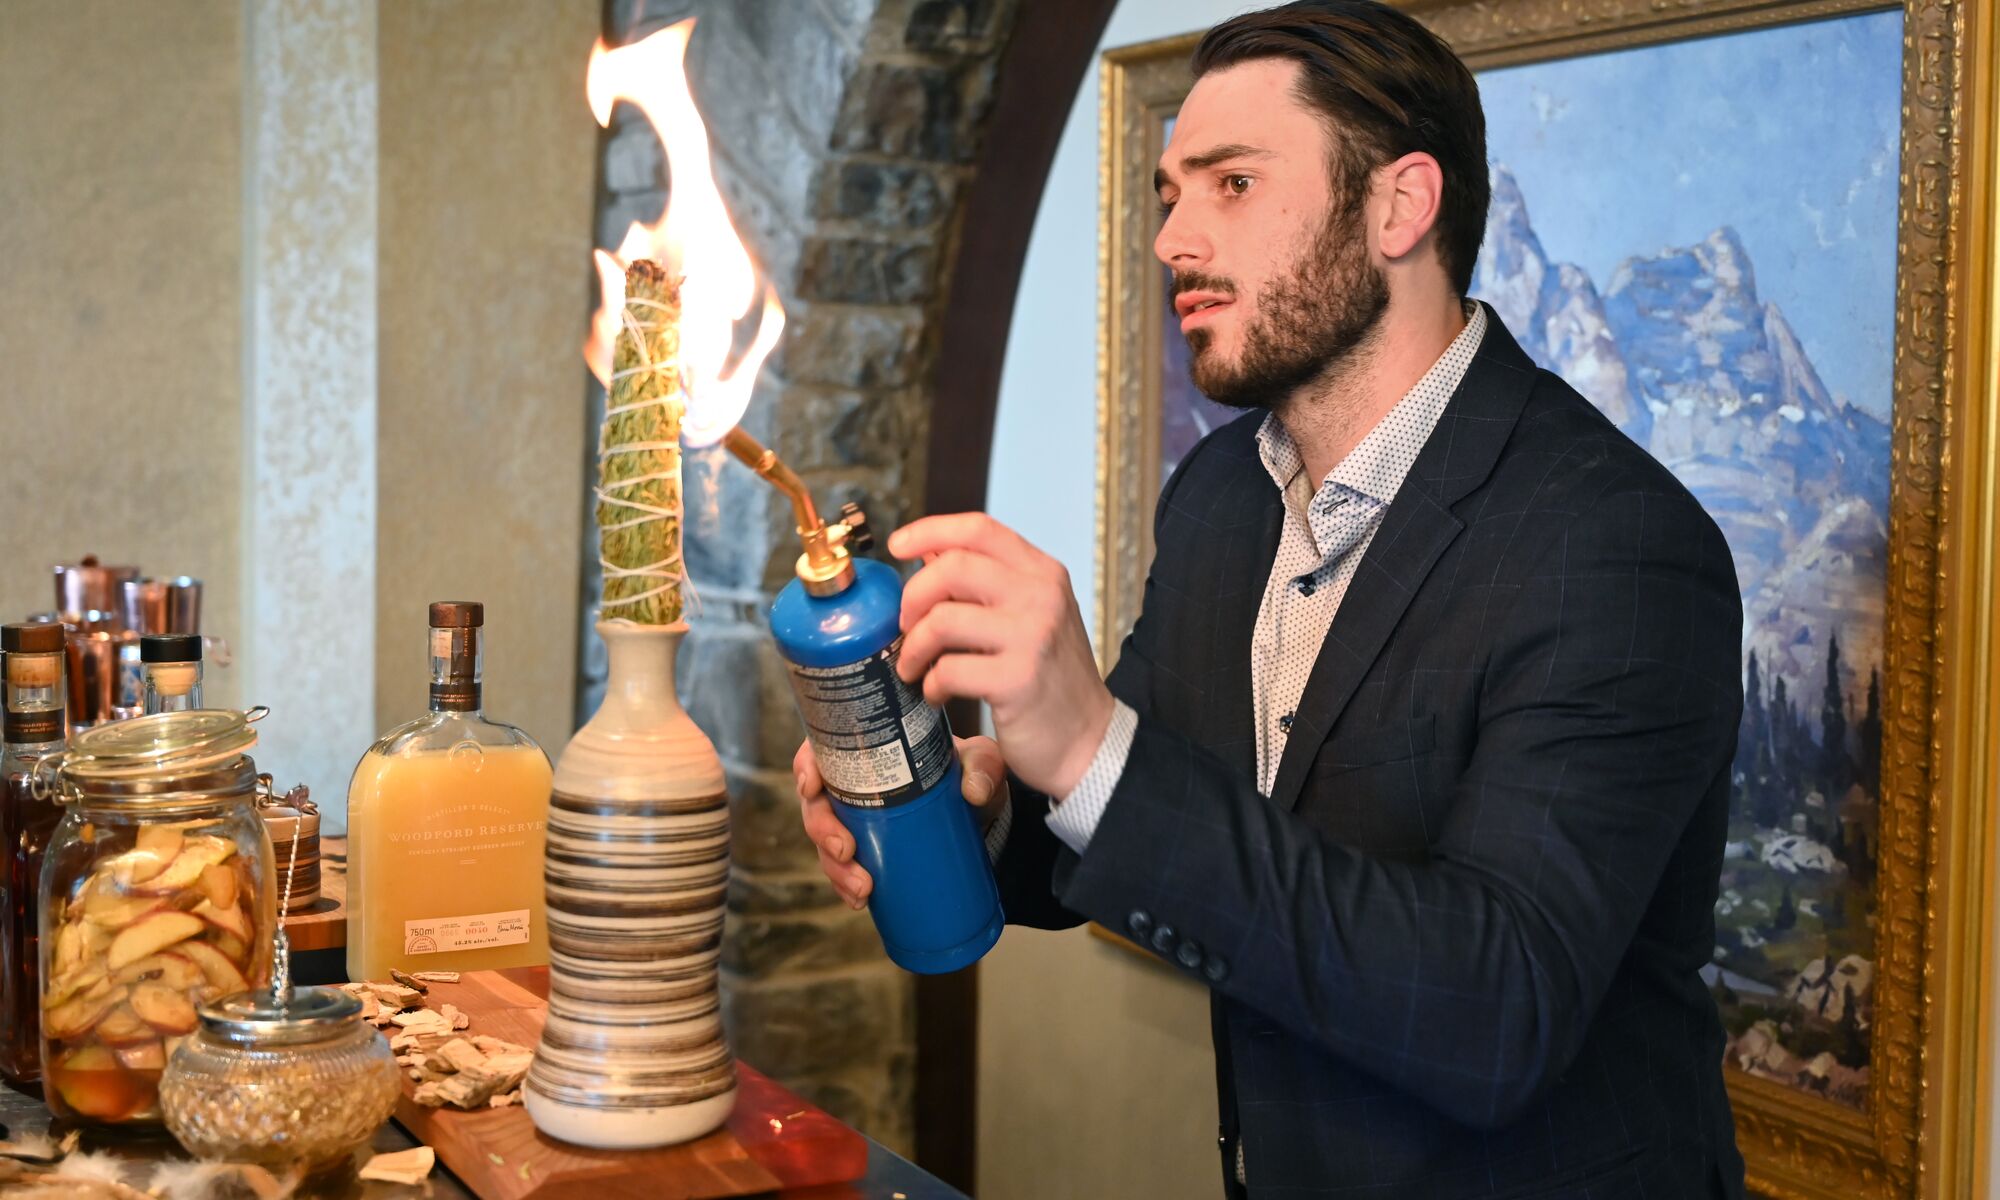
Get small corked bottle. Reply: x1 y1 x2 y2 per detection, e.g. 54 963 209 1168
141 633 204 714
1 621 68 1083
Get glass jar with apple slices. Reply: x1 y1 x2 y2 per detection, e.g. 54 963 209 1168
35 709 277 1127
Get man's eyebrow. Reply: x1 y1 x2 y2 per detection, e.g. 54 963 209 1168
1153 143 1275 195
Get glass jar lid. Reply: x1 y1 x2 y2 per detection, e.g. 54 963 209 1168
197 985 363 1046
66 709 261 779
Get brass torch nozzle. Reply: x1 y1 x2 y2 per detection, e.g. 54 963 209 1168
720 427 861 596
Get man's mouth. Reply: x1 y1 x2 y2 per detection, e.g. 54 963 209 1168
1177 294 1233 333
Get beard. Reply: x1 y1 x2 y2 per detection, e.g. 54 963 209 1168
1179 195 1390 412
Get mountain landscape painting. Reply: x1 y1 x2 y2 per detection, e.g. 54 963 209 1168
1471 10 1904 1110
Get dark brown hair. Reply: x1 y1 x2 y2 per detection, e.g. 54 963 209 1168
1192 0 1489 297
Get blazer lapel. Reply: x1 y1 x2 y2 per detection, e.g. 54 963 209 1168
1203 446 1283 782
1268 306 1539 813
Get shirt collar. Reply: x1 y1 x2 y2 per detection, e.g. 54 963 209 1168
1255 303 1487 502
1255 303 1488 556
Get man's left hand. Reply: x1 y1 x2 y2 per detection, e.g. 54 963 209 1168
889 513 1115 798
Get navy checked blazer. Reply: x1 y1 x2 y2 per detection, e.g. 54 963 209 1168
993 307 1748 1198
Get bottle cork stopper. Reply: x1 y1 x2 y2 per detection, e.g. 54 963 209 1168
149 662 199 697
5 653 62 688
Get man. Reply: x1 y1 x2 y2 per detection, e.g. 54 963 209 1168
796 2 1747 1195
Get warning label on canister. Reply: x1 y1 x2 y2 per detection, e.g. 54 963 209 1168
787 637 952 807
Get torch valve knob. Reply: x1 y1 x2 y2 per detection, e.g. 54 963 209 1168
839 502 874 554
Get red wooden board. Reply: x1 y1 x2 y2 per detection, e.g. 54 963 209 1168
390 968 868 1199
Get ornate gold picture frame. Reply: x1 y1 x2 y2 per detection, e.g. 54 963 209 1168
1093 3 1996 1196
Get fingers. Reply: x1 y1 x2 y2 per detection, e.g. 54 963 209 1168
900 548 1014 626
889 513 1041 571
899 601 1013 683
795 740 872 909
817 836 873 909
792 739 821 797
919 652 1019 708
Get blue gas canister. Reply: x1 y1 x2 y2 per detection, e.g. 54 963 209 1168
722 430 1003 975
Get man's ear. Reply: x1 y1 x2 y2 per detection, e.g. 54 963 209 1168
1376 152 1445 261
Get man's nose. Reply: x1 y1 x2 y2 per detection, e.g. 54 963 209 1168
1153 205 1209 269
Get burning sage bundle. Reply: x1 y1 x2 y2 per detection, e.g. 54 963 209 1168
597 259 687 624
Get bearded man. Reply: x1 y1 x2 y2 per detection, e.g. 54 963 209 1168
796 2 1748 1195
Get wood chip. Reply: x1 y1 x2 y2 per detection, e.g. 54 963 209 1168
436 1039 486 1074
390 1009 453 1034
389 969 429 994
358 1147 435 1185
411 971 460 983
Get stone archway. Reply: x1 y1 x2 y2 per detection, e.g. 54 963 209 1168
586 0 1114 1182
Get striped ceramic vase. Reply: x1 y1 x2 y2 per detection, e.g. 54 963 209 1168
524 620 737 1147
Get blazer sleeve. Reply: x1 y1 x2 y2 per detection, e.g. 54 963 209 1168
1048 486 1743 1130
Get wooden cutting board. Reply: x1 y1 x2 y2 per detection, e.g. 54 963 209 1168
391 968 868 1199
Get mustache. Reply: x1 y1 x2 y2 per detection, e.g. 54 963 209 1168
1172 271 1237 298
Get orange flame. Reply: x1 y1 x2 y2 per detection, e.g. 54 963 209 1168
584 19 784 447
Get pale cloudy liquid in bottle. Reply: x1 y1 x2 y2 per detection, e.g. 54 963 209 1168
345 740 552 981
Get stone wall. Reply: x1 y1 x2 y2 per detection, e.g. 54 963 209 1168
584 0 1021 1153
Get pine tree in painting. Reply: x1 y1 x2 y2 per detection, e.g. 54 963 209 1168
1819 632 1851 802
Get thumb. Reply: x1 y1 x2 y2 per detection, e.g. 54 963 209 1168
955 734 1006 805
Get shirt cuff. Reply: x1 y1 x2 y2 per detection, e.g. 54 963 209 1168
982 795 1014 863
1045 700 1138 855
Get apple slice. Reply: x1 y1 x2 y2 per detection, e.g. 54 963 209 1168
96 1003 154 1046
115 1040 167 1072
52 1044 144 1121
197 863 238 911
56 918 114 977
106 911 205 971
210 929 249 967
52 919 92 976
44 985 129 1041
136 825 186 861
112 953 206 991
43 964 107 1011
111 825 186 887
83 892 165 930
194 899 251 942
131 982 198 1035
177 939 251 995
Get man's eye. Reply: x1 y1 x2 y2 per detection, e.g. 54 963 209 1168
1225 175 1254 195
1157 199 1176 219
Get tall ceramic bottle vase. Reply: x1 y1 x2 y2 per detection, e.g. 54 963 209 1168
524 621 736 1147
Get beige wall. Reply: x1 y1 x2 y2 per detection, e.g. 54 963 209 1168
376 0 601 756
1 0 599 786
0 0 245 709
979 927 1219 1198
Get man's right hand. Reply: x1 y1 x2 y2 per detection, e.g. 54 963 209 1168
794 735 1012 910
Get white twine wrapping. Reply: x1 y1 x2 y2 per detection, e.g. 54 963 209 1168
596 297 692 614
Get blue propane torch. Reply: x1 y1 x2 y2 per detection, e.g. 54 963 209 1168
721 426 1004 974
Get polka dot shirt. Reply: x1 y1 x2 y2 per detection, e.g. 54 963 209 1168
1045 303 1487 854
